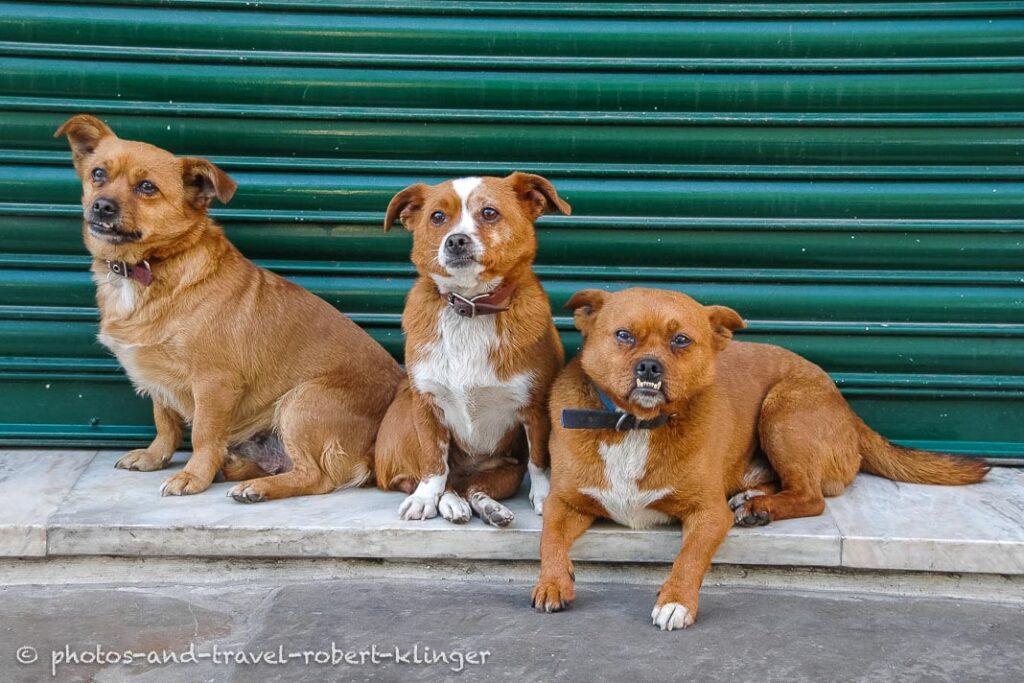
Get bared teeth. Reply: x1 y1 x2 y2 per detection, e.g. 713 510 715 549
636 380 662 390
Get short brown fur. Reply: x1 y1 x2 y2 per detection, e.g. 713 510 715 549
57 115 402 501
533 287 987 626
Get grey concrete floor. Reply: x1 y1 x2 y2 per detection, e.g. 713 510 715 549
1 578 1021 683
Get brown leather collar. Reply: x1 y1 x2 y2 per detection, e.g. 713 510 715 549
443 281 517 318
105 259 154 287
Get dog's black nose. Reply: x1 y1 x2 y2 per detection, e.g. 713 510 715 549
634 357 663 381
444 233 472 254
91 197 119 220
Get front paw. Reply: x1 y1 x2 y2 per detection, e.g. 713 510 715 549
159 471 212 496
527 464 550 516
531 574 575 612
438 492 471 524
651 601 695 631
399 492 439 521
116 448 170 472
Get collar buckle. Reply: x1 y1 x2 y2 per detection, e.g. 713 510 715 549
447 291 478 318
614 412 636 431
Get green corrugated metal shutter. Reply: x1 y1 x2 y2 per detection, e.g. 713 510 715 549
0 1 1021 457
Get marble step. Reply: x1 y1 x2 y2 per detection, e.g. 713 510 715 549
2 450 1022 575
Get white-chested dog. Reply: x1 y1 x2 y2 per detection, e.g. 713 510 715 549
374 174 570 526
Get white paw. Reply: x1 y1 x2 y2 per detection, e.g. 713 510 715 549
469 493 515 528
438 492 471 524
727 488 765 511
399 493 439 521
528 463 550 516
651 603 694 631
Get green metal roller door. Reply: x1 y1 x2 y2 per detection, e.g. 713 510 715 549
0 1 1021 457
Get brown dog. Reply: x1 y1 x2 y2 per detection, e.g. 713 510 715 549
373 174 569 526
533 287 988 629
56 115 402 501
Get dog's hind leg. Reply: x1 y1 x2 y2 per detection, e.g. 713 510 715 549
227 378 378 503
733 377 857 526
457 460 527 528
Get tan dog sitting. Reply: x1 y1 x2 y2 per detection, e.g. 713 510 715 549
533 287 988 629
374 174 569 526
56 115 402 501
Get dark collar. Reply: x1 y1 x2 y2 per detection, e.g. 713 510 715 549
105 259 154 287
442 281 516 318
561 386 672 432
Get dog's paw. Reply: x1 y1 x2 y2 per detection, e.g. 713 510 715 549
469 492 515 528
227 480 269 504
528 464 550 516
116 448 170 472
733 493 772 527
438 492 472 524
531 575 575 613
728 488 765 511
159 471 211 496
399 492 439 521
651 602 695 631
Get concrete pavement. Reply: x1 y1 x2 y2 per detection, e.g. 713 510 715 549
2 577 1021 683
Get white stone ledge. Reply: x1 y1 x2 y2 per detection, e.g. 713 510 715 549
2 450 1022 576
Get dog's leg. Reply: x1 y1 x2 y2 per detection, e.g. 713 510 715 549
734 380 852 526
461 460 526 528
651 503 732 631
395 393 451 521
161 380 238 496
532 493 595 612
228 378 375 503
727 481 780 525
116 398 183 471
523 406 552 515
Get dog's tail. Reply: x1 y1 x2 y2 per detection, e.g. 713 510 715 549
855 419 988 485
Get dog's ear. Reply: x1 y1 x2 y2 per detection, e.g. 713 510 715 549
384 183 428 232
565 289 607 336
508 172 571 220
181 157 237 209
54 115 116 176
705 305 746 350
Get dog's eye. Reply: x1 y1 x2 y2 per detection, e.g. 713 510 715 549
91 168 107 184
136 180 158 196
615 329 635 345
481 207 499 222
430 211 446 226
671 334 692 349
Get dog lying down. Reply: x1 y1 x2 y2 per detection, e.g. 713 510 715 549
533 287 988 629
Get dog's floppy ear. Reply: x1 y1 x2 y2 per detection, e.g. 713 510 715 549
705 305 746 350
384 183 428 232
508 172 571 220
181 157 237 209
54 114 116 176
565 289 607 336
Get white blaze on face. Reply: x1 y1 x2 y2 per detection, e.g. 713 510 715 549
434 176 487 293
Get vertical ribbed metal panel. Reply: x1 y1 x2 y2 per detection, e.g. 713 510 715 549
0 1 1021 456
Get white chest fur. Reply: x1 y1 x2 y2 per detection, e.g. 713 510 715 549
95 273 141 318
409 308 532 456
581 430 673 529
